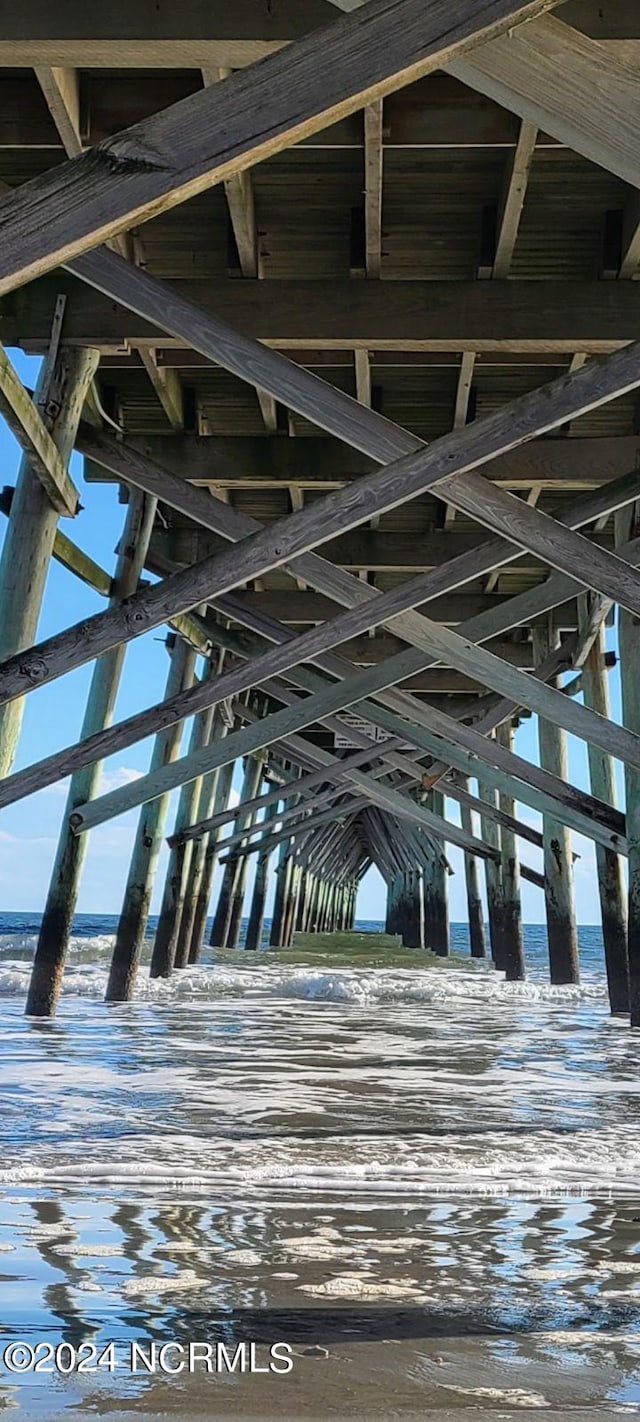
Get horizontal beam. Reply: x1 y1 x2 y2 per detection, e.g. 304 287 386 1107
84 434 640 494
0 345 78 515
0 0 557 295
150 523 617 574
173 588 585 629
9 277 640 352
0 0 632 65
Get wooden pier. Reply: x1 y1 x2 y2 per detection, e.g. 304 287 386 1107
0 0 639 1016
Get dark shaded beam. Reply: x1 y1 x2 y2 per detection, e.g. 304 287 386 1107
178 588 585 629
84 435 640 494
7 278 640 354
148 524 618 574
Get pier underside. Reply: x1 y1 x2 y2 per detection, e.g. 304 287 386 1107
0 0 639 1017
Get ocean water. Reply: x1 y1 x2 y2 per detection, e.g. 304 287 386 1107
0 916 639 1420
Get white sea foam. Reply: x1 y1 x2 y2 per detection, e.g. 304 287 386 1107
2 1125 639 1196
0 956 606 1007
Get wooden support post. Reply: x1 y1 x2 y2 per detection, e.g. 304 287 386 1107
400 868 425 949
478 778 505 968
245 797 280 951
226 755 267 949
581 625 630 1015
347 881 357 930
281 862 300 946
25 489 156 1018
209 845 237 948
269 845 291 947
459 776 487 958
616 503 640 1026
175 712 228 963
533 623 580 984
423 791 449 955
106 637 197 1002
210 754 263 948
150 677 218 976
0 344 99 780
495 722 526 981
189 755 236 963
385 875 398 934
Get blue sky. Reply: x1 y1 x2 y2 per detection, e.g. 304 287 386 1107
0 348 624 923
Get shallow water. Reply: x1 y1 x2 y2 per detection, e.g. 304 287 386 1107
1 919 639 1419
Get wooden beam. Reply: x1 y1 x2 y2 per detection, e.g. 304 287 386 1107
151 523 623 574
137 349 183 429
0 0 635 67
4 435 638 813
0 344 79 517
448 15 640 189
52 530 112 596
83 433 640 494
34 66 82 156
12 275 640 352
0 0 559 295
364 101 383 278
223 165 259 281
202 65 261 280
70 648 626 856
492 120 537 278
202 590 583 628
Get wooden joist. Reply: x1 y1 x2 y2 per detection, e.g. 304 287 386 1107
364 100 383 278
0 0 559 294
0 0 635 69
84 434 640 494
0 344 79 516
491 120 537 278
137 350 184 429
11 275 640 351
34 66 82 156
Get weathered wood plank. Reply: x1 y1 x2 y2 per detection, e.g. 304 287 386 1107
448 15 640 188
492 119 537 278
0 0 634 66
0 344 79 516
364 100 383 278
138 349 183 429
11 275 640 352
83 434 640 495
0 0 558 294
34 66 82 156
